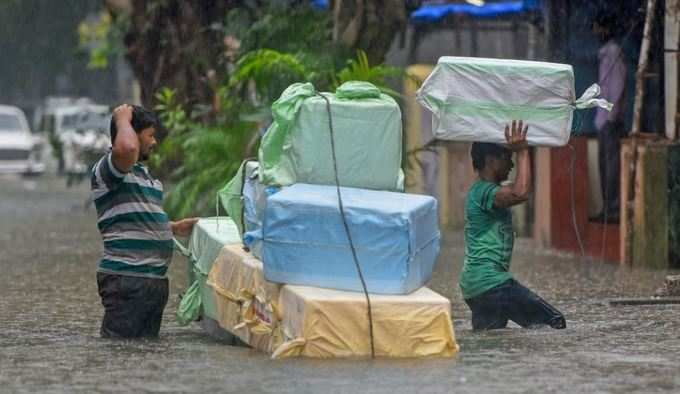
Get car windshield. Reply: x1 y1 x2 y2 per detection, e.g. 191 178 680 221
78 111 110 131
0 113 24 131
61 110 109 132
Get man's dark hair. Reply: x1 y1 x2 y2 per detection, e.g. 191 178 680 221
470 142 510 171
110 105 160 144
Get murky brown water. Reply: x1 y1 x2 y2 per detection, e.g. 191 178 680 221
1 173 679 393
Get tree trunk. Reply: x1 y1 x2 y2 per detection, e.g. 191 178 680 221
331 0 408 65
625 0 658 264
105 0 235 110
632 0 658 135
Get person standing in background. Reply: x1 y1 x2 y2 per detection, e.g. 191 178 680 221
592 9 627 223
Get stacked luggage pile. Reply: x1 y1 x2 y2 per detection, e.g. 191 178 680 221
184 81 459 358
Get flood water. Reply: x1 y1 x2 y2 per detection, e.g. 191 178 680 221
1 173 679 393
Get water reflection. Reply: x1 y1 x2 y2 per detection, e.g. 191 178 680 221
0 174 678 393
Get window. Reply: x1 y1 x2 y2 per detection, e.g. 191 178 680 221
0 114 23 131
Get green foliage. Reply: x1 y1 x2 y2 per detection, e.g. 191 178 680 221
230 48 407 107
77 11 128 69
162 123 254 219
152 88 257 219
224 3 332 55
147 3 409 219
154 88 191 134
333 50 406 97
229 49 310 104
222 3 342 108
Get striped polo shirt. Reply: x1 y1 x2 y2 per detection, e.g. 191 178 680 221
91 152 174 278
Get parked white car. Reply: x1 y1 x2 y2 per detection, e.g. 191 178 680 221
38 103 110 177
58 107 111 177
0 105 45 175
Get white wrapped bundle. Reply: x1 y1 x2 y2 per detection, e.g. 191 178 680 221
416 57 612 147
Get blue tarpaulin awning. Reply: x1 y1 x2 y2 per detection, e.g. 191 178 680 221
308 0 541 23
310 0 329 10
411 1 540 24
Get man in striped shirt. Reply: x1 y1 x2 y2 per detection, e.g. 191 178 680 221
91 104 197 338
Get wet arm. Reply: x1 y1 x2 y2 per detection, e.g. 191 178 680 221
494 120 531 208
171 218 199 237
111 105 139 173
494 148 531 208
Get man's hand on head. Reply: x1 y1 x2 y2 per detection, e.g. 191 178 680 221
171 218 199 237
113 104 134 125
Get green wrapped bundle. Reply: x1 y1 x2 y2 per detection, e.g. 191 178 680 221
258 81 404 191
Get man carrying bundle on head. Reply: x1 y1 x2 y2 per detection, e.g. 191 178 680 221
460 120 566 330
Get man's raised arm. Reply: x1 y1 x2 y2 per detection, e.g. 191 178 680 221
111 104 139 173
495 120 531 208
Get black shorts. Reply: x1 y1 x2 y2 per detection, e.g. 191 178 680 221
97 272 169 338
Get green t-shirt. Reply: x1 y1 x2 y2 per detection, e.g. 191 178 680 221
459 180 514 299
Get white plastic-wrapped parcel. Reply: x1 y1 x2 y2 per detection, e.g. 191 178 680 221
416 57 612 147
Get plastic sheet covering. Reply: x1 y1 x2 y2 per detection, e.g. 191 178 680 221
273 285 459 358
180 217 241 323
259 183 441 294
206 244 283 353
243 161 265 234
176 280 201 325
218 160 257 238
242 161 279 259
258 81 404 191
206 245 458 358
416 57 612 147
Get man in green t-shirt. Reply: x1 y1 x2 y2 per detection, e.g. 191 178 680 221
460 120 565 330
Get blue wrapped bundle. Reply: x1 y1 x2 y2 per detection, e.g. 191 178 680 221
260 184 440 294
